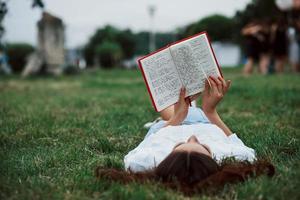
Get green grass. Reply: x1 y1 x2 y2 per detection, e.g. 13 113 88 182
0 68 299 199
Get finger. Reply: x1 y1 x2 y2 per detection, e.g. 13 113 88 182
209 77 217 89
218 76 226 92
214 77 223 93
204 79 210 94
208 77 218 95
224 80 231 93
179 87 186 102
210 76 222 93
186 97 191 106
182 87 186 96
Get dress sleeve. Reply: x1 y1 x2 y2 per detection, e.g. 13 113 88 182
228 133 256 162
124 149 157 172
228 133 246 145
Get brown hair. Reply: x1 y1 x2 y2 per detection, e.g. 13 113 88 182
95 151 275 195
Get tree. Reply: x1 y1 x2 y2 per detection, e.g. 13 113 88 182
95 41 122 68
0 1 7 44
155 32 176 51
84 25 118 66
134 32 148 55
0 0 44 46
183 14 235 42
134 31 175 55
116 29 135 59
6 43 34 72
31 0 44 8
84 25 135 67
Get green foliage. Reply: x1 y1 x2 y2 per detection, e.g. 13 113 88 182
0 68 299 199
116 29 135 59
134 32 176 55
84 27 175 65
6 43 34 72
31 0 45 9
134 32 149 55
95 41 122 68
184 14 235 42
84 26 135 67
155 32 176 49
0 0 44 44
0 1 8 41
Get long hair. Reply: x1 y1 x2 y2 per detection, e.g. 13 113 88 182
155 151 219 185
95 151 275 195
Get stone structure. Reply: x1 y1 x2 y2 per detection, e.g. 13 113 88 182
23 12 65 76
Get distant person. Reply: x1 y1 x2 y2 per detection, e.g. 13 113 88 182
270 18 289 73
290 6 300 72
241 21 271 75
278 0 300 73
288 27 300 72
96 76 274 195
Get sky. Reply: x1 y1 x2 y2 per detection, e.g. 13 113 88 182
4 0 251 48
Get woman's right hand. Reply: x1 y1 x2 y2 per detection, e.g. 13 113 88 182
165 87 189 126
202 76 231 114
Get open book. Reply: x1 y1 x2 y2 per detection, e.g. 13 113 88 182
138 32 222 112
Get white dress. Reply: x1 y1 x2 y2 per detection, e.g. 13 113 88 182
124 107 256 172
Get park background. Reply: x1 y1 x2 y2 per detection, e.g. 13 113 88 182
1 0 299 199
2 0 297 72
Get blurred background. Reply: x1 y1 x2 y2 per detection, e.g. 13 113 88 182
0 0 299 75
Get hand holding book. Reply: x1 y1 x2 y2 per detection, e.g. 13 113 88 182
202 76 233 136
202 76 231 114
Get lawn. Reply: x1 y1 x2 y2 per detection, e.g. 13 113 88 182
0 68 299 200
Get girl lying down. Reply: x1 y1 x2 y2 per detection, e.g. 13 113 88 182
96 76 274 195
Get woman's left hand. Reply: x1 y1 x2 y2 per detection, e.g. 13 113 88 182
202 76 231 114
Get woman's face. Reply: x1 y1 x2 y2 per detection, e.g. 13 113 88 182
173 135 211 157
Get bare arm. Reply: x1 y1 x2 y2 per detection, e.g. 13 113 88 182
202 76 232 136
164 88 190 126
241 25 262 36
204 110 232 136
160 91 200 121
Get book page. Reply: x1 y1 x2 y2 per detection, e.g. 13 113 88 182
140 48 182 111
170 34 220 96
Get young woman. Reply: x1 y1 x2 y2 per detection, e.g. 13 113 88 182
96 76 274 194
